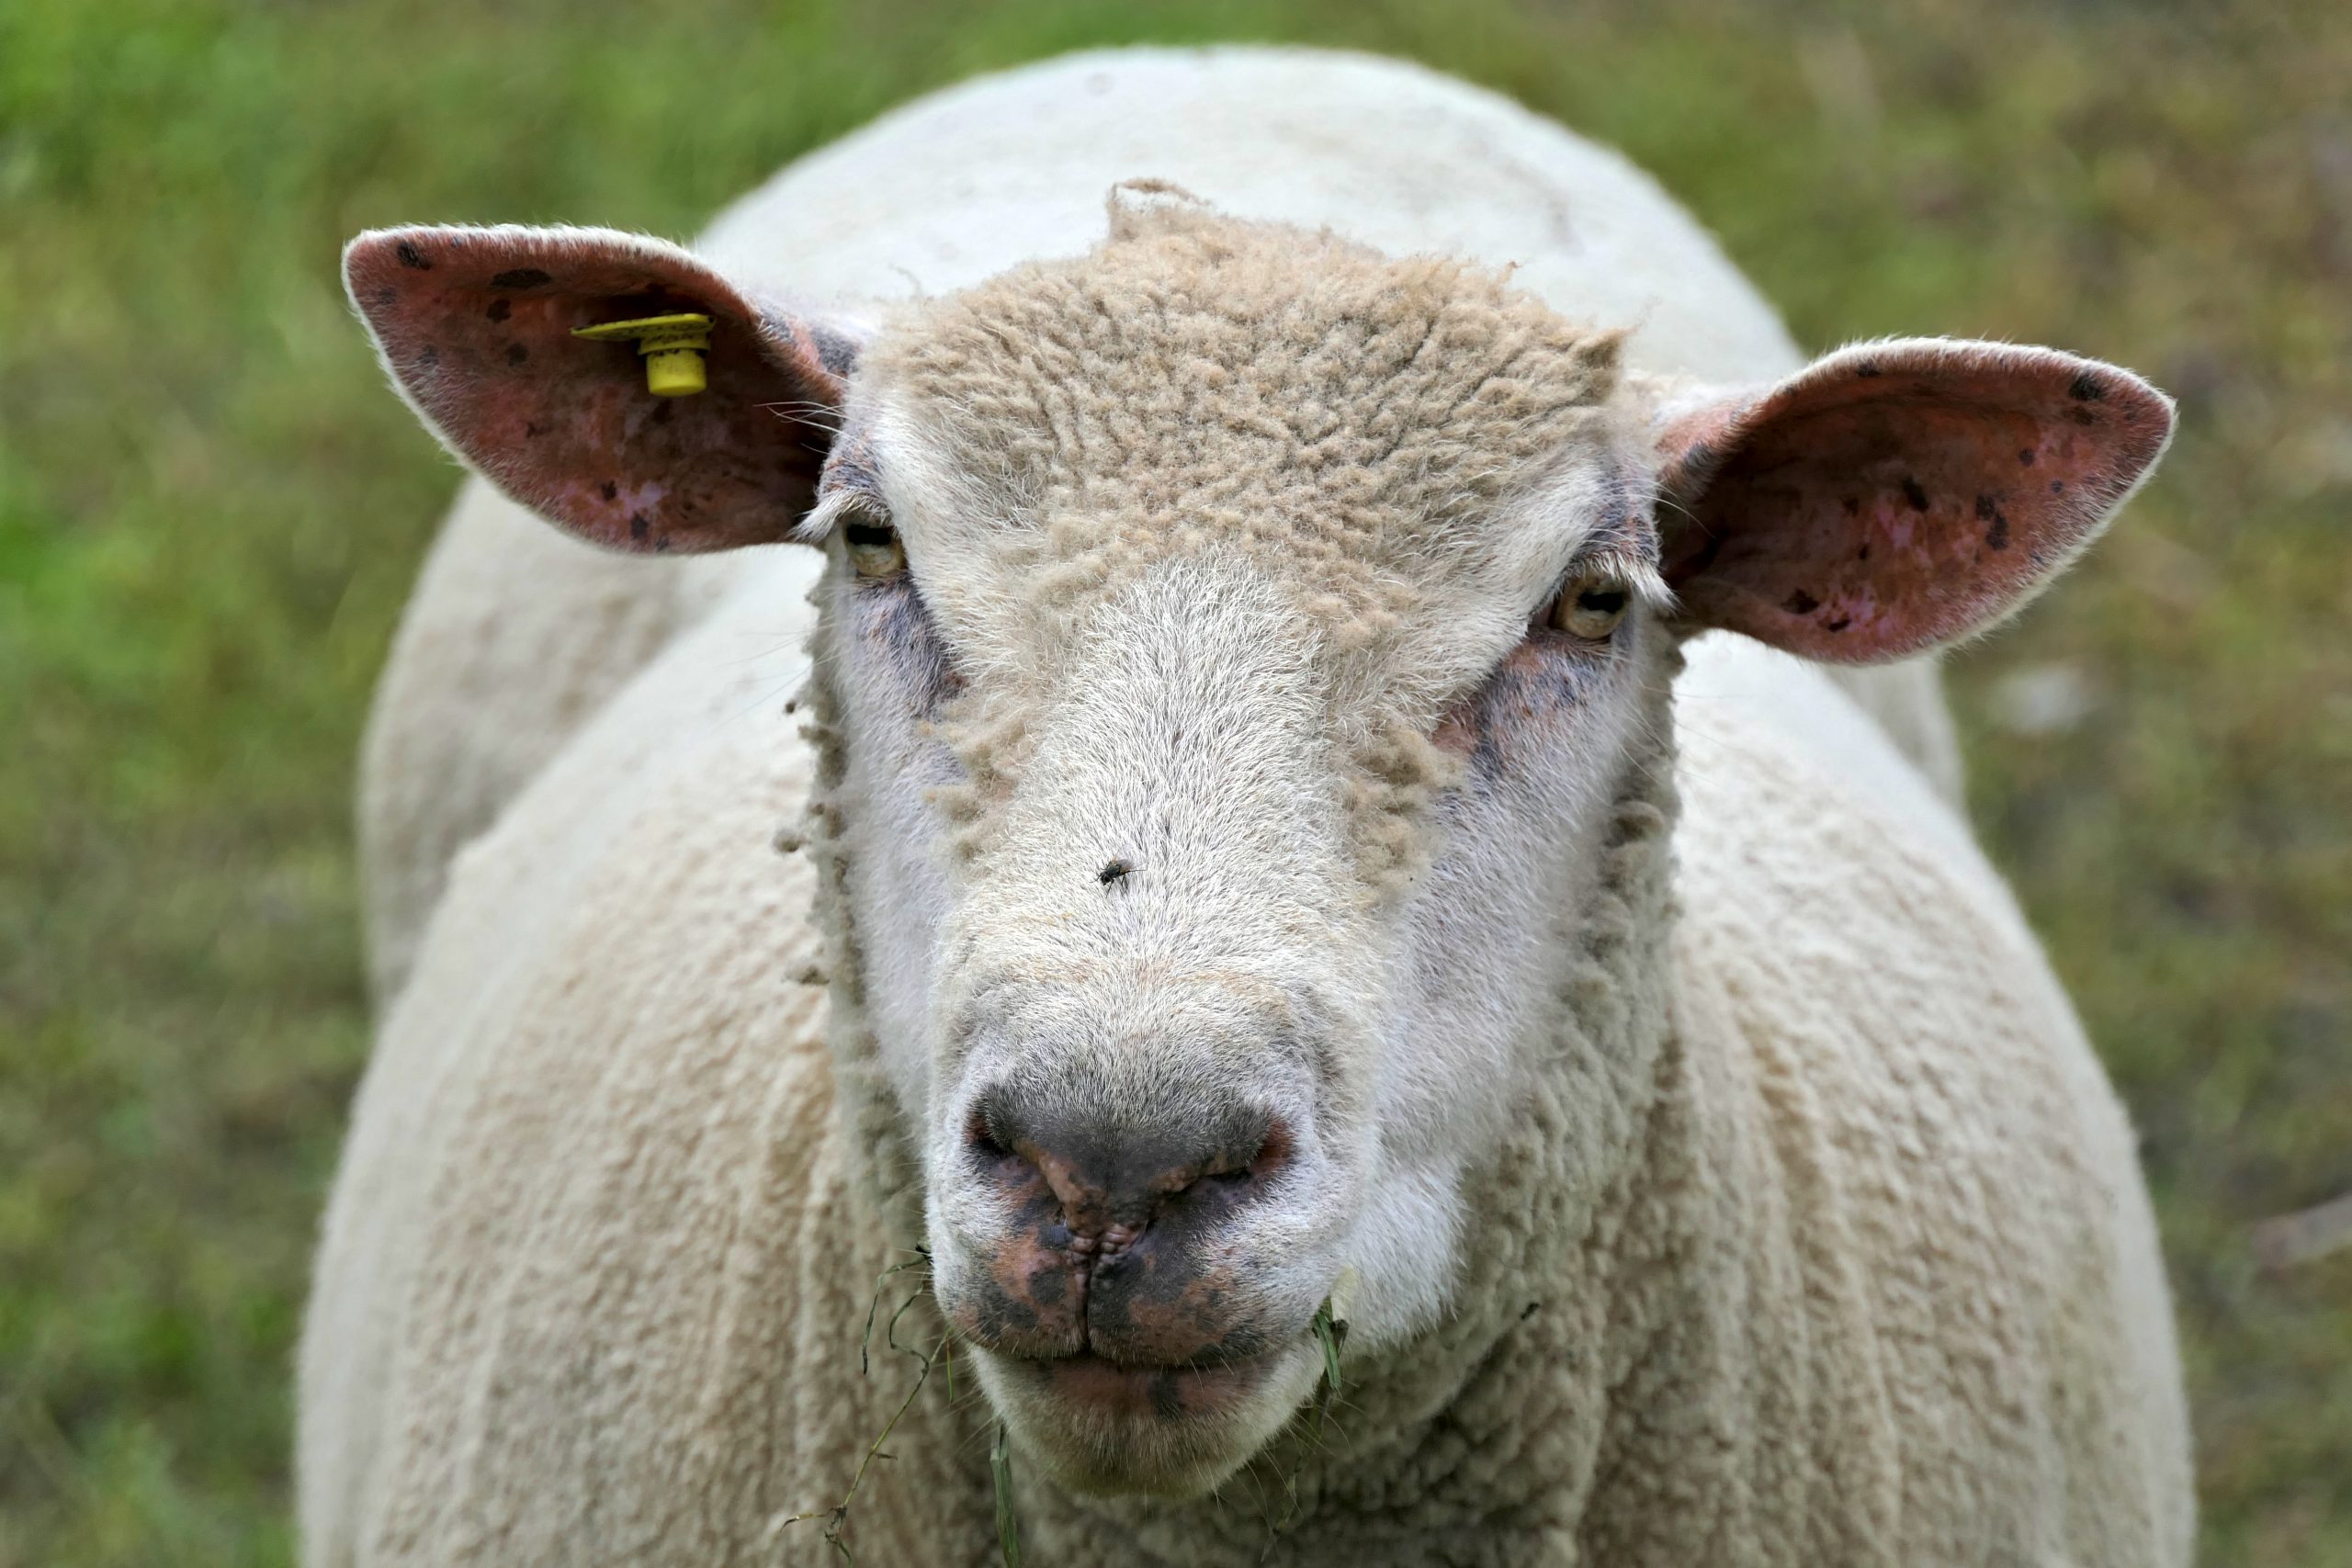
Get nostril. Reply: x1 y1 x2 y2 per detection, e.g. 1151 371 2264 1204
964 1100 1017 1167
1179 1115 1292 1196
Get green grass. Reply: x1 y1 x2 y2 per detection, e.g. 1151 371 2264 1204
2 0 2346 1562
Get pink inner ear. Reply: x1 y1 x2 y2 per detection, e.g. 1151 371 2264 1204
1659 343 2173 661
346 226 851 553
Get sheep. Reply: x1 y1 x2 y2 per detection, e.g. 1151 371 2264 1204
305 45 2191 1567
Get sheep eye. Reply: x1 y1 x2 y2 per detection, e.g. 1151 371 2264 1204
1550 574 1631 640
843 515 906 579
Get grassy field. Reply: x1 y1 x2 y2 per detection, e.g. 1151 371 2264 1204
2 0 2346 1561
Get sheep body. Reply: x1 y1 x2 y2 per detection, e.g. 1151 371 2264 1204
308 46 2188 1566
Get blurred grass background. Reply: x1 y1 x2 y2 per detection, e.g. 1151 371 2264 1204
2 0 2346 1561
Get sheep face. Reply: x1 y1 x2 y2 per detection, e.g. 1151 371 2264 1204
822 203 1662 1495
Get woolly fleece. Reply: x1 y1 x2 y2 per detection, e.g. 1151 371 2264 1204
857 195 1634 886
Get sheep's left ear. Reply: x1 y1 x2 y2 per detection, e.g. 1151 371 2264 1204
1652 339 2173 662
345 223 859 554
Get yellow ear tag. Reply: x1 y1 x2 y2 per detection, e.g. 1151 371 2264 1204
571 312 714 397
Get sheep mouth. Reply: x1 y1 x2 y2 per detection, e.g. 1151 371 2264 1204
1000 1346 1278 1421
974 1334 1326 1498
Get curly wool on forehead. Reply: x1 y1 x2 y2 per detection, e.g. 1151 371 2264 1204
862 192 1628 641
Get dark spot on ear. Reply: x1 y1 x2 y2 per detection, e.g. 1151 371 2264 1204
1856 544 1871 561
525 422 545 438
1854 360 1883 378
505 343 528 366
1824 615 1852 633
486 299 512 322
1974 495 2011 551
600 479 618 502
2018 447 2036 467
415 345 438 368
1901 476 1929 512
1782 589 1821 615
1098 858 1135 886
374 286 397 306
2050 479 2065 494
1840 496 1860 516
491 267 552 290
2068 372 2105 401
2069 407 2097 426
628 513 650 541
395 242 430 270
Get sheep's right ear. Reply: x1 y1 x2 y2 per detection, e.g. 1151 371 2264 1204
345 224 859 554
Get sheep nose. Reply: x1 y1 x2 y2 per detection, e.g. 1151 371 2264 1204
965 1091 1288 1248
953 1089 1299 1366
